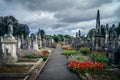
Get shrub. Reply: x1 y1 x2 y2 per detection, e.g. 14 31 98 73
62 50 78 55
41 55 48 61
79 47 90 55
21 49 41 58
76 56 85 62
90 53 109 64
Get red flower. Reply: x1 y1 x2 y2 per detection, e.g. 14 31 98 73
41 50 49 56
68 61 105 72
67 48 72 51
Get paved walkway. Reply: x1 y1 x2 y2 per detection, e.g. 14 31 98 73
37 44 80 80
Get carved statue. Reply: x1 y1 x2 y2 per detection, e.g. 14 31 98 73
7 17 13 38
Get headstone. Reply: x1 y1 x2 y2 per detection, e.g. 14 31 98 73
72 37 81 50
37 32 42 49
105 24 109 49
33 34 39 50
111 47 120 65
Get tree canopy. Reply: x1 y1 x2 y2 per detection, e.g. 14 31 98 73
0 16 29 37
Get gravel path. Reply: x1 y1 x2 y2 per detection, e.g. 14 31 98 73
37 44 80 80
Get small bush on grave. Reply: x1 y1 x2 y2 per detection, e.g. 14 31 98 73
90 52 109 64
79 47 90 55
76 56 85 62
41 55 48 61
40 50 50 61
62 50 78 55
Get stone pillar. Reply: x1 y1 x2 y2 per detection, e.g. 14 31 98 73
33 35 39 50
2 38 17 64
37 33 42 49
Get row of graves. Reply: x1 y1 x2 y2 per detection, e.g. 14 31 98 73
62 10 120 80
0 16 54 80
66 10 120 66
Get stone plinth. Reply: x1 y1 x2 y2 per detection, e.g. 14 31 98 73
1 37 17 64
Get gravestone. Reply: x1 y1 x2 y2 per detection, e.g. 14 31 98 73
33 34 39 50
72 37 81 50
110 47 120 65
37 32 42 49
105 24 109 50
108 26 120 65
1 17 17 64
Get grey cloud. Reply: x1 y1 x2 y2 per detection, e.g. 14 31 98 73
4 0 112 12
1 0 120 36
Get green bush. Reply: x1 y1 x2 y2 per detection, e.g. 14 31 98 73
79 47 90 55
62 50 78 55
41 55 48 61
76 56 85 62
90 53 109 63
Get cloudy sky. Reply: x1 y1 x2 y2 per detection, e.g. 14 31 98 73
0 0 120 36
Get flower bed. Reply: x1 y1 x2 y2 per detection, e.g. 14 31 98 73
79 47 90 55
90 52 109 64
68 60 104 74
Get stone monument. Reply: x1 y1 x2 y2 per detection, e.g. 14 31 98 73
1 17 17 64
94 10 104 50
37 31 42 49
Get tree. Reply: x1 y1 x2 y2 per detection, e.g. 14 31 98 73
64 35 72 39
53 35 60 43
87 28 95 38
0 16 29 37
58 34 64 41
